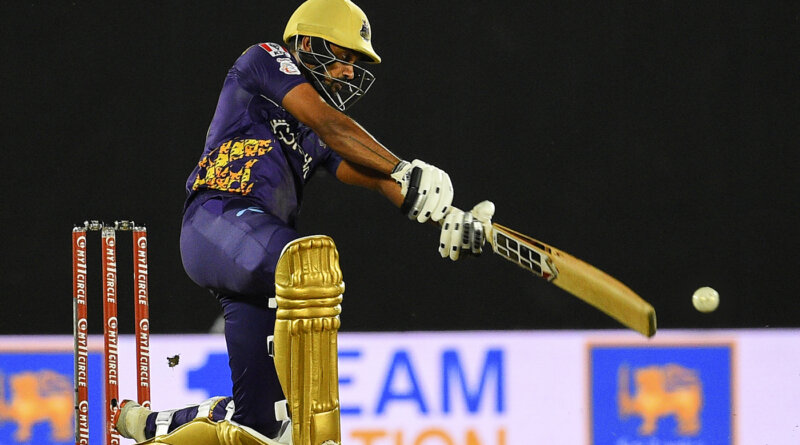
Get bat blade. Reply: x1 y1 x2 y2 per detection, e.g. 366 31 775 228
490 223 656 337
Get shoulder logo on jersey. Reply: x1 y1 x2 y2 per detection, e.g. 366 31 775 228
277 58 301 75
258 43 300 75
259 42 287 57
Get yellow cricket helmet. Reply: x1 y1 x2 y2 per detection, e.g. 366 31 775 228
283 0 381 63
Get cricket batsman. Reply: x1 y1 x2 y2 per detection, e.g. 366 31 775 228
113 0 493 443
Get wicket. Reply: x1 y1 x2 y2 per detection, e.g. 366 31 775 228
72 220 151 445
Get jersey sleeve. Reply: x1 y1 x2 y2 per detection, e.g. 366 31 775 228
322 148 344 176
233 43 307 104
303 129 343 177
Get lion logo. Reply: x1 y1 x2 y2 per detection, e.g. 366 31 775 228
0 370 73 442
618 363 703 436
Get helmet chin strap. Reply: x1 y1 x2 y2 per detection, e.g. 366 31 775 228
293 36 375 111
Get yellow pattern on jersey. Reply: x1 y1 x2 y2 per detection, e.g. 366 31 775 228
191 139 273 196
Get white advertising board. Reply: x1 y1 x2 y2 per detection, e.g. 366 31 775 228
0 329 797 444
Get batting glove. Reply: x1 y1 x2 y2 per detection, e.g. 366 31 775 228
439 200 495 261
391 159 453 223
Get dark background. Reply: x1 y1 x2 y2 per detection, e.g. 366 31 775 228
2 1 797 335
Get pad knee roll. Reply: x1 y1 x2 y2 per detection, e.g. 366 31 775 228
273 235 344 445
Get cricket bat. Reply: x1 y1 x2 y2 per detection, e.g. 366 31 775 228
487 222 657 337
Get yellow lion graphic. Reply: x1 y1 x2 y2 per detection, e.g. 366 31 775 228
618 363 703 436
0 370 73 442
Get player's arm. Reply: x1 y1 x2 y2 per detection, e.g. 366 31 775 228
283 82 453 223
334 159 404 207
336 158 493 262
280 66 488 260
283 82 399 175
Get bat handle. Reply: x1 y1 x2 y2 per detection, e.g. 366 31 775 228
471 201 496 246
440 202 497 247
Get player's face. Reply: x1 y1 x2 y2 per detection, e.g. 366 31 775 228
295 36 374 110
324 44 360 91
326 44 359 76
299 37 360 91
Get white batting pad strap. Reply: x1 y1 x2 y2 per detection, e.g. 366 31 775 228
276 419 293 444
195 396 224 420
267 335 275 357
155 409 177 437
225 400 235 420
268 297 277 309
274 399 289 421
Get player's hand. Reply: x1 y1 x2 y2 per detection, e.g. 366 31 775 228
390 159 453 223
439 201 495 261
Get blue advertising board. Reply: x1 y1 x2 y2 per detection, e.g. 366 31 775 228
590 344 734 444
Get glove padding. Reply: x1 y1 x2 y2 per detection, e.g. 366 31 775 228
439 200 495 261
391 159 453 223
